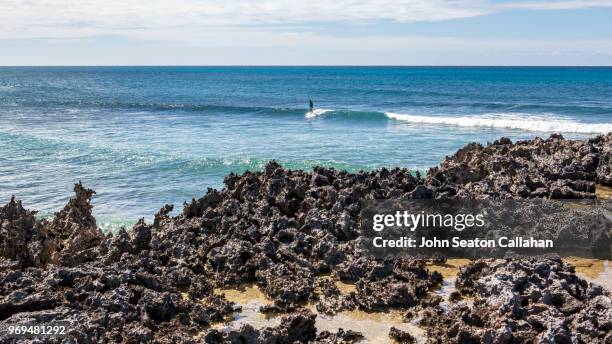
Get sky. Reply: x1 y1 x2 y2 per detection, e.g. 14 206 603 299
0 0 611 65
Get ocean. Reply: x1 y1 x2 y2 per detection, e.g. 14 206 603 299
1 66 611 231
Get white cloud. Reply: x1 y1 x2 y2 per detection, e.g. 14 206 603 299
495 0 612 10
1 0 611 40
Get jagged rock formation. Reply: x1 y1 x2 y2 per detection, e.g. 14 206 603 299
0 185 235 343
423 257 611 343
0 196 54 268
203 310 318 343
427 133 612 198
0 134 610 343
389 326 417 343
0 182 104 269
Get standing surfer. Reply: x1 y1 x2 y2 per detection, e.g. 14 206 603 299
309 99 314 113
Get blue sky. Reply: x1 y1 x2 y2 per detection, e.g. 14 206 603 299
1 0 611 65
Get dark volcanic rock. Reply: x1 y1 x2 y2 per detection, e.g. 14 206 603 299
0 196 55 268
389 326 416 343
427 133 612 198
350 258 443 311
0 134 610 343
314 277 357 315
0 184 235 343
47 182 104 266
203 310 317 343
316 328 364 343
424 256 611 343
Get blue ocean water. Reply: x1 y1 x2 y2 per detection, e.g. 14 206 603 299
1 66 611 230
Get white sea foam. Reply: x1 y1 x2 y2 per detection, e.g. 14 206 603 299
305 108 333 118
385 112 612 134
98 218 138 234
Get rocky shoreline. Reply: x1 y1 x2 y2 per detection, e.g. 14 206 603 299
1 134 611 343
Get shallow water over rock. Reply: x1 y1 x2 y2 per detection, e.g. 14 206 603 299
210 257 610 343
312 308 425 344
429 258 611 290
427 259 472 279
596 184 612 199
590 260 611 288
567 257 611 288
213 284 426 343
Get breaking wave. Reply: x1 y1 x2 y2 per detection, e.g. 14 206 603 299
384 112 612 134
305 108 334 118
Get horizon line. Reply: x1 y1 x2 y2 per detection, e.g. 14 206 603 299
1 65 612 68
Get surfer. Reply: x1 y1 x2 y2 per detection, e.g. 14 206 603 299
309 99 314 112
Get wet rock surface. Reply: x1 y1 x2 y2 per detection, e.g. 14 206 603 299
0 134 610 343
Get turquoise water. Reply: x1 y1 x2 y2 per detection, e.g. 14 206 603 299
1 67 611 229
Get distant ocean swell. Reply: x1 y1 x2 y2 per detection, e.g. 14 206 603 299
8 96 612 113
7 100 308 116
14 96 611 134
10 104 608 135
5 92 609 134
304 109 610 134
